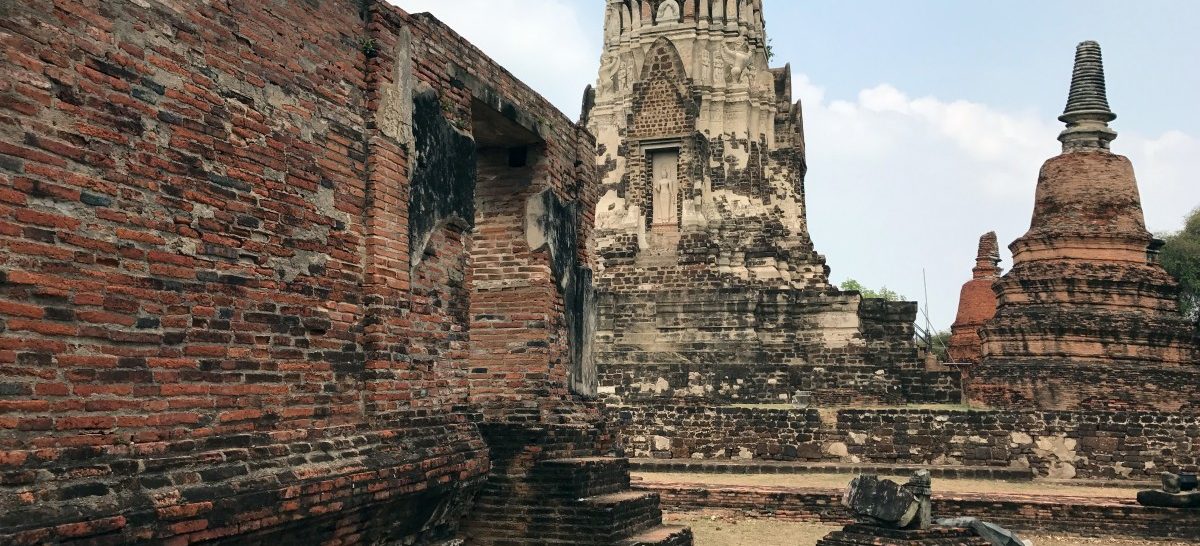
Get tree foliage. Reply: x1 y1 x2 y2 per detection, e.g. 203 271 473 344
928 329 952 361
1159 206 1200 325
839 279 905 301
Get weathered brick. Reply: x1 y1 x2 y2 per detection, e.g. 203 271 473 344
0 1 619 545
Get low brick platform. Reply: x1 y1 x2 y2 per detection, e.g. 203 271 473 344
630 459 1034 481
464 445 691 546
817 524 990 546
637 482 1200 540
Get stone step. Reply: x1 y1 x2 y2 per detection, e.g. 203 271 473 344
616 524 694 546
579 490 663 540
465 450 692 545
467 494 666 544
536 457 632 498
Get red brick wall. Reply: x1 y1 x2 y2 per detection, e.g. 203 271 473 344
613 405 1200 481
0 1 600 542
964 360 1200 411
946 278 997 363
469 148 564 417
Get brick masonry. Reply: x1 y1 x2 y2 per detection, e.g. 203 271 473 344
0 1 655 544
946 232 1000 364
973 41 1198 410
611 406 1200 481
964 360 1200 411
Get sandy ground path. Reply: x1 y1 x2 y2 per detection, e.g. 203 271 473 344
665 513 1194 546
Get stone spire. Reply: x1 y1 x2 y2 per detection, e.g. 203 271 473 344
971 232 1000 279
1058 40 1117 151
947 232 1001 364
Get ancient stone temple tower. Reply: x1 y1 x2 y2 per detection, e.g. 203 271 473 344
586 0 954 406
589 0 810 278
970 41 1199 410
947 232 1001 364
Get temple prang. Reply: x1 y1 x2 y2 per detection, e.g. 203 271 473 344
589 0 956 409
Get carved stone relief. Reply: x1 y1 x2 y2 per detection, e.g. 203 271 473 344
651 150 679 225
657 0 679 23
724 41 753 84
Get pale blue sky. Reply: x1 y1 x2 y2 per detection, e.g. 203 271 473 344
394 0 1200 331
773 1 1200 134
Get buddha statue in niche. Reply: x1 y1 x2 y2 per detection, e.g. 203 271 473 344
651 150 678 225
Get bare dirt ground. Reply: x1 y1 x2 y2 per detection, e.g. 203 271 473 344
665 513 1194 546
633 472 1145 498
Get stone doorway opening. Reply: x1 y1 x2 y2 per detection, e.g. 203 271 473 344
466 98 552 417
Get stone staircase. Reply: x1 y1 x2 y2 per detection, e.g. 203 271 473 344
464 456 692 545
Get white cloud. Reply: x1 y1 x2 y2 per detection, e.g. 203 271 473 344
386 2 1198 331
1122 130 1200 233
390 0 599 118
795 75 1198 331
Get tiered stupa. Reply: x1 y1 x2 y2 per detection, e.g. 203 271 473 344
972 41 1199 410
946 232 1001 364
586 0 956 407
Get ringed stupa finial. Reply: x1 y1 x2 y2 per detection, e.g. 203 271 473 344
1058 40 1118 151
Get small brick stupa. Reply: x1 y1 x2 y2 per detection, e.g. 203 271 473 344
971 41 1199 410
947 232 1001 364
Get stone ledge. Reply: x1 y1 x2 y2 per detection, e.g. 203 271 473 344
629 459 1034 481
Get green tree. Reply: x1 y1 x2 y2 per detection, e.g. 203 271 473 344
929 329 952 361
1159 206 1200 325
839 279 905 301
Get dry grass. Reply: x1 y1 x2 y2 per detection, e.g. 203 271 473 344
634 472 1145 498
610 403 979 411
665 513 1193 546
664 514 839 546
710 403 978 411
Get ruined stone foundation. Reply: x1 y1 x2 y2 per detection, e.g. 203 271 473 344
817 524 992 546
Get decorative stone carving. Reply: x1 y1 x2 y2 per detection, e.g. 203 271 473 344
605 1 621 38
723 41 753 83
657 0 679 23
377 26 414 145
711 47 725 84
599 53 619 95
